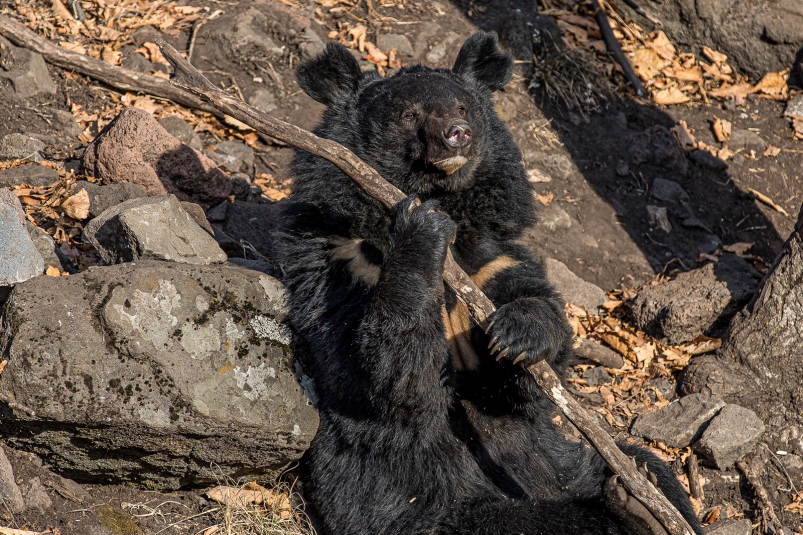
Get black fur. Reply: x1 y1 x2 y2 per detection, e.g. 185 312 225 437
276 32 703 535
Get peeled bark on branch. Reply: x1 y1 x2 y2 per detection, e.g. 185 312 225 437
156 38 696 535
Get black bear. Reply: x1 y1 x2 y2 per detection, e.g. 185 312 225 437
276 32 702 535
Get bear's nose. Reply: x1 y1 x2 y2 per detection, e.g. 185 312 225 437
442 123 472 149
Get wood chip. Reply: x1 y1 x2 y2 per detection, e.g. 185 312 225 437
537 192 554 206
763 145 781 157
748 187 791 217
653 87 689 105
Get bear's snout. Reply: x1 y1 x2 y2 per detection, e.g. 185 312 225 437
442 123 472 149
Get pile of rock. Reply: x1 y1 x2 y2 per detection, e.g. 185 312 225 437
0 108 317 491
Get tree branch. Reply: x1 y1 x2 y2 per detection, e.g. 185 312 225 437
0 14 223 119
156 38 693 535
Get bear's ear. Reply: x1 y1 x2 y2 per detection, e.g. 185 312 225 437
451 32 513 92
297 43 363 106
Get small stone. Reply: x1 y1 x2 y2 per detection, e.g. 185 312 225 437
728 129 767 154
0 36 56 99
526 168 552 183
582 366 611 387
615 163 629 176
248 88 277 114
84 194 227 265
298 27 326 59
523 151 576 180
0 133 45 162
703 519 752 535
25 221 67 272
629 125 688 175
0 448 24 514
0 202 44 286
544 258 606 312
651 178 689 204
647 205 672 233
377 34 415 58
180 201 214 236
23 477 52 513
209 7 284 59
204 140 254 174
206 201 229 223
538 204 572 232
158 116 203 151
0 165 58 188
784 95 803 119
74 180 148 219
691 149 728 170
647 377 675 401
47 110 81 139
694 404 765 469
631 393 725 448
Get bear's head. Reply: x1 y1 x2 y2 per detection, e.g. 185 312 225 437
297 32 514 194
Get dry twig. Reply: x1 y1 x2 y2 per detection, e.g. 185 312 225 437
737 458 784 534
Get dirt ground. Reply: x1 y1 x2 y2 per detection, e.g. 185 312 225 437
1 0 802 532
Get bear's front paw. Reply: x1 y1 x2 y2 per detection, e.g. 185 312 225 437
485 298 567 368
392 195 457 255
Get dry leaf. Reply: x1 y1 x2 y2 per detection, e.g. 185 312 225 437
46 265 61 277
537 192 554 206
51 0 75 21
557 20 588 44
653 87 690 105
712 116 731 143
663 66 702 83
101 45 122 66
630 48 666 81
709 82 752 101
701 46 727 66
142 42 169 65
348 24 367 52
679 335 721 356
764 145 781 157
61 188 90 219
96 25 121 41
0 359 7 375
58 41 87 55
364 42 388 64
670 120 695 148
750 69 788 100
646 31 675 61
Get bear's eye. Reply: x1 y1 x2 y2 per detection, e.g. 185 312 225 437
403 111 417 121
457 106 466 116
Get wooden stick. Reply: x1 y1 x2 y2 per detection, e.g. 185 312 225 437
155 38 694 535
687 453 704 501
0 14 223 119
591 0 648 97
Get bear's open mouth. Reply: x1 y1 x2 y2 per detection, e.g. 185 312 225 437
432 155 469 175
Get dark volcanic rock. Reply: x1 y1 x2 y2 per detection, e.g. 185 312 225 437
693 404 764 469
0 261 318 489
0 165 59 188
74 180 148 219
630 393 725 448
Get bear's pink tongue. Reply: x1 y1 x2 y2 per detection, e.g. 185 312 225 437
433 155 468 175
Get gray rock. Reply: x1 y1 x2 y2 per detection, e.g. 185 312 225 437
0 133 45 162
616 163 629 177
632 257 759 344
0 187 25 225
51 110 82 138
630 126 688 175
25 221 65 272
180 201 214 236
703 519 752 535
694 404 765 469
784 95 803 119
544 258 606 312
691 149 728 170
631 393 725 448
74 180 148 219
0 165 58 188
377 34 415 58
651 178 689 204
23 477 52 513
248 88 277 114
204 141 254 175
0 36 56 98
647 205 672 233
647 377 675 401
728 129 767 154
209 7 284 59
0 261 318 489
0 448 24 514
121 52 161 73
426 31 461 65
158 116 203 151
523 151 576 180
213 225 243 258
84 194 227 265
0 203 44 286
538 203 572 232
299 27 326 59
206 201 229 223
582 366 611 387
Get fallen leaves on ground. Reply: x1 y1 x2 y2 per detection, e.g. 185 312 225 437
254 173 292 201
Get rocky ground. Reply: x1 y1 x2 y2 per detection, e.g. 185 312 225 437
0 0 803 533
